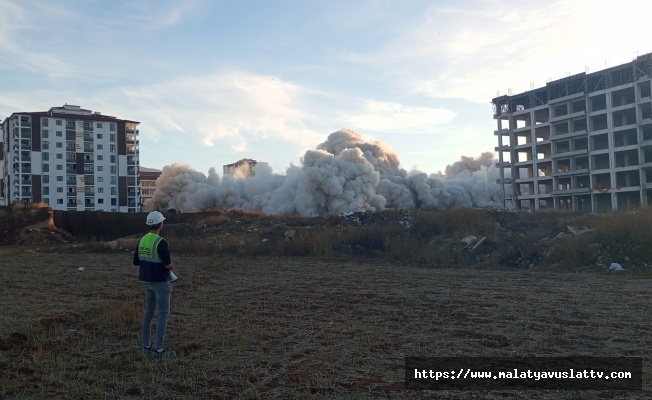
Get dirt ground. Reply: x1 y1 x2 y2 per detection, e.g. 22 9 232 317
1 248 651 399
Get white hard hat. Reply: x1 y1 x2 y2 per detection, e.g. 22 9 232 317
146 211 166 225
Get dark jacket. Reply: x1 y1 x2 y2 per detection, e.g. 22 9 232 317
133 232 172 282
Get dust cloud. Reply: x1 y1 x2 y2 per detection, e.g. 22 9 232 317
148 129 502 215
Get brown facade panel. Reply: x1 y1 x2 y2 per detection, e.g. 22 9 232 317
32 113 41 152
76 153 84 174
119 176 127 206
32 175 42 203
117 121 126 156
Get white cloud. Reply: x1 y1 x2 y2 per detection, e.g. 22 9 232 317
124 0 206 28
95 71 324 153
365 0 652 102
347 101 456 132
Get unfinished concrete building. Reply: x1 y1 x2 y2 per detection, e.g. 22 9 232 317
492 53 652 212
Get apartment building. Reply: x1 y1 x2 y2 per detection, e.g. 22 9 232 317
0 122 4 204
139 167 161 211
492 53 652 212
2 104 140 212
223 158 258 177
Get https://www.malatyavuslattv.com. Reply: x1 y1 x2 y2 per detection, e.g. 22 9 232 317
405 357 642 390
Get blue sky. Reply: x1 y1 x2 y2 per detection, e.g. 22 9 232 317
2 0 652 176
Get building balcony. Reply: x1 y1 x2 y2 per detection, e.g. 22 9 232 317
550 149 588 159
550 130 587 141
549 110 587 123
552 187 591 195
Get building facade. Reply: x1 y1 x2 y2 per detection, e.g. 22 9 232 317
139 167 161 211
2 104 140 212
492 53 652 212
223 158 258 177
0 122 4 205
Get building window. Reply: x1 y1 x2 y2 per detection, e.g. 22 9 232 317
56 142 63 148
97 122 103 128
97 133 103 139
56 120 62 126
43 187 49 195
98 187 104 194
111 187 117 195
111 198 117 206
42 141 49 149
56 153 63 159
98 177 104 182
42 164 49 172
43 175 49 184
43 198 49 205
57 187 63 193
83 122 92 130
66 120 75 129
42 152 49 161
42 118 49 127
57 176 63 182
96 155 103 161
110 123 116 132
56 165 63 170
110 134 116 142
110 155 116 163
110 144 116 153
110 166 117 174
97 166 103 171
98 198 104 204
57 199 63 204
42 129 49 138
97 144 103 150
56 131 62 137
110 176 116 184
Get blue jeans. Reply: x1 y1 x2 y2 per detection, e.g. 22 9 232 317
142 282 173 350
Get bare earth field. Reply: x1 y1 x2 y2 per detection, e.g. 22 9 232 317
1 249 651 399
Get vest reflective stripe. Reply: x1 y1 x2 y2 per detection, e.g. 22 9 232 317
138 233 163 262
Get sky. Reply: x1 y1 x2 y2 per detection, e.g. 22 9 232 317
2 0 652 177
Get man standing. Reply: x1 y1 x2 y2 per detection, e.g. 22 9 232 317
133 210 176 359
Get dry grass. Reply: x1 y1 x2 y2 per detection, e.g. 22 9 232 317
1 250 651 399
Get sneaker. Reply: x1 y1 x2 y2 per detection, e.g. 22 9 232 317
142 345 152 354
151 348 177 360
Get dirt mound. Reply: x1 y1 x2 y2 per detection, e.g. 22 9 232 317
0 204 76 246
